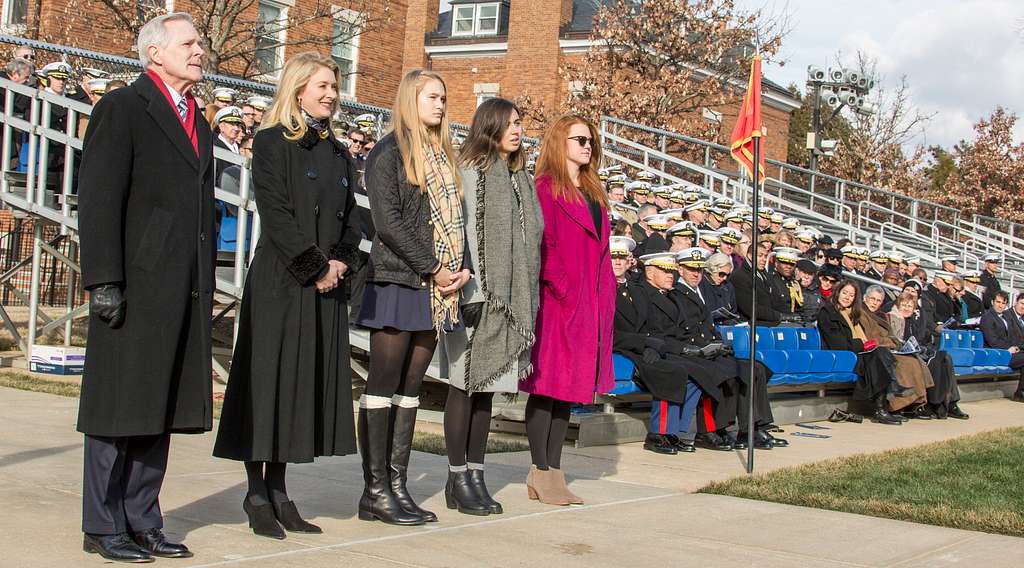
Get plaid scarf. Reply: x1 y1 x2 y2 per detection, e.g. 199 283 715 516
423 141 465 332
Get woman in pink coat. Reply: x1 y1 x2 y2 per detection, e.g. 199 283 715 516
520 115 615 506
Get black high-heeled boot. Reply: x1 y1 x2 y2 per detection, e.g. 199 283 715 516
389 403 438 522
445 470 490 516
358 406 425 526
273 501 322 533
468 468 503 514
243 495 286 539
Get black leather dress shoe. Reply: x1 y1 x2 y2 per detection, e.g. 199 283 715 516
764 431 788 447
738 431 773 450
131 528 193 559
906 405 934 420
947 403 970 420
694 432 733 451
666 434 696 453
872 408 903 425
726 432 747 450
84 533 153 563
643 434 678 455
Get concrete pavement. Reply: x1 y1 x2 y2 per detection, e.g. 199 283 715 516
2 386 1024 567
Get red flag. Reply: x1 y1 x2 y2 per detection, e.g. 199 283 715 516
730 57 766 184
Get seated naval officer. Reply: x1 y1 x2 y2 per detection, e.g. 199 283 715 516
673 247 786 451
665 221 697 253
612 249 712 455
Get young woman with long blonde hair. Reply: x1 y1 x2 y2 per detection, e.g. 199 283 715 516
355 69 471 525
520 115 615 505
214 52 364 539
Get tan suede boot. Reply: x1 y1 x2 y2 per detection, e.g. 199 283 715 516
551 468 584 505
526 465 570 505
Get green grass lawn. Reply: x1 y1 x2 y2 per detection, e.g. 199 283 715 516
701 427 1024 538
0 371 528 455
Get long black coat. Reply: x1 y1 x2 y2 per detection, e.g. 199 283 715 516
699 278 739 324
77 73 215 437
213 125 364 463
926 285 959 325
963 289 984 320
730 258 783 325
980 270 1001 309
613 279 736 402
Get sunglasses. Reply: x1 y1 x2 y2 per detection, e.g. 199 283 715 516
567 136 593 148
716 271 730 279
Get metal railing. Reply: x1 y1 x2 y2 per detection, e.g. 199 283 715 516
600 114 1024 287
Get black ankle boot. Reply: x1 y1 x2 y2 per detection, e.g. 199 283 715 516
243 495 286 539
273 500 322 533
468 469 503 514
357 406 425 526
389 404 438 522
445 470 490 516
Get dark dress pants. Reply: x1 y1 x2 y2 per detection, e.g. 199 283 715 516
82 434 170 535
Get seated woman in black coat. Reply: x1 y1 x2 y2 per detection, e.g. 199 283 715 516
816 280 904 425
699 252 740 324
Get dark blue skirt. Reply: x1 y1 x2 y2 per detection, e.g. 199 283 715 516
356 282 433 332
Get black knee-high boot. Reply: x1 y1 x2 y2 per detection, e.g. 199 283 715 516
388 399 437 522
357 404 424 526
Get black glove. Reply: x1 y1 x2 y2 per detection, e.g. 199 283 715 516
644 336 667 354
462 303 484 328
90 284 125 329
721 345 735 357
680 345 702 358
642 348 662 364
700 342 724 358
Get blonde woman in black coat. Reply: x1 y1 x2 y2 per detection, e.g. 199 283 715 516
214 52 364 539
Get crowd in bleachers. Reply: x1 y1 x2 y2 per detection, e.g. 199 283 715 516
599 164 1024 454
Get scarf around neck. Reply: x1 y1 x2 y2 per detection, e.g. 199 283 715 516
422 141 465 331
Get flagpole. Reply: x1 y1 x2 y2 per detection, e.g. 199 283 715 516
747 135 760 475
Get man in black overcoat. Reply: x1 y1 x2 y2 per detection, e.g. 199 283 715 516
613 250 714 455
731 233 789 326
76 13 214 563
675 248 783 451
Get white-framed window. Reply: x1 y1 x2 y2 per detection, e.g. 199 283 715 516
2 0 29 29
331 9 362 99
474 83 499 107
451 2 500 37
255 0 289 79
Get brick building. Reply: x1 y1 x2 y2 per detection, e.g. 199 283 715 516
1 0 798 159
402 0 800 161
1 0 408 109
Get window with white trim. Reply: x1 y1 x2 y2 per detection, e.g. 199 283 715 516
2 0 29 29
474 83 499 108
451 2 500 37
331 11 361 99
255 0 289 79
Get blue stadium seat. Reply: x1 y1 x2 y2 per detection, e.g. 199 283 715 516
609 354 642 395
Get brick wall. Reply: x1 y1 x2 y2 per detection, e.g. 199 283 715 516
18 0 407 109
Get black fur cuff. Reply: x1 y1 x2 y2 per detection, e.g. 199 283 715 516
329 242 366 273
288 245 329 285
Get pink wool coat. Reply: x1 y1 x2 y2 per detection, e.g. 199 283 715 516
520 174 615 403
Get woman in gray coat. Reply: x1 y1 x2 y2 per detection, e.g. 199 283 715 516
438 98 543 515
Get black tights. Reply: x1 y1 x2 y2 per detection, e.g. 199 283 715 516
525 394 571 470
244 461 288 506
443 386 494 467
365 328 437 398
